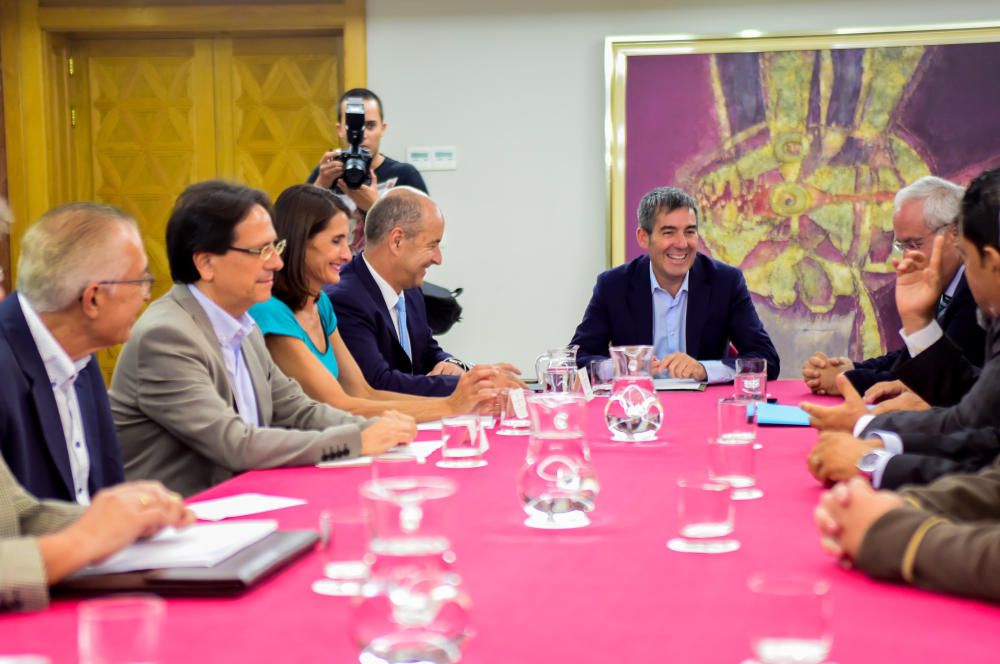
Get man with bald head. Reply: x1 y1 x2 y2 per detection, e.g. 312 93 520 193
0 202 151 502
326 187 470 396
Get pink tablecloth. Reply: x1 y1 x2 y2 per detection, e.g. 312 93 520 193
1 381 998 663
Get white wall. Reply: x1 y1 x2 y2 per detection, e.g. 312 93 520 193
367 0 999 377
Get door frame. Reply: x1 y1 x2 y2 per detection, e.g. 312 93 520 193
0 0 366 282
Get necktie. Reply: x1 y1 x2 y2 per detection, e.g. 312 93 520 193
395 297 412 360
936 293 952 320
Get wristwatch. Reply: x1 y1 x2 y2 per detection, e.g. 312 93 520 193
856 448 892 483
444 357 470 371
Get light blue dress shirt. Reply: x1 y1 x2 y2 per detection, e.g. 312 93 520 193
189 284 260 427
649 263 733 385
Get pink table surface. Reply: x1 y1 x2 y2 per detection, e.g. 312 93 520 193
1 381 998 663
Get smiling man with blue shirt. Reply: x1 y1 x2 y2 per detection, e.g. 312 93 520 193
572 186 779 383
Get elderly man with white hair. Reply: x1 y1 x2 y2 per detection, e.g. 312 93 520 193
0 202 152 503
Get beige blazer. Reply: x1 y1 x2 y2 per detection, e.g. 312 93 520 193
0 455 83 612
111 285 373 496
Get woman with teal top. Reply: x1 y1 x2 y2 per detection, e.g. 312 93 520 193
249 185 496 422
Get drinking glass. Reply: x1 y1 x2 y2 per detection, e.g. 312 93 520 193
747 573 833 664
588 359 614 397
436 415 488 469
496 387 532 436
735 358 767 401
718 397 757 443
543 366 579 393
708 437 763 500
78 595 165 664
666 478 739 554
312 506 371 597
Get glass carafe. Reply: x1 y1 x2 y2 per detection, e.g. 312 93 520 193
604 345 663 442
354 477 472 664
534 344 579 390
517 393 600 529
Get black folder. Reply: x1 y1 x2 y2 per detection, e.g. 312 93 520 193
54 530 318 597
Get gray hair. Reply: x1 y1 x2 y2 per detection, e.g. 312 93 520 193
17 202 139 312
0 198 11 236
364 186 433 244
637 186 699 234
894 176 964 232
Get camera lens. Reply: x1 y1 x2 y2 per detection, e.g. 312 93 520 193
342 157 368 188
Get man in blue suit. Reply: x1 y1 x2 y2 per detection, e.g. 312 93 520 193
326 187 472 396
572 186 779 383
0 202 152 503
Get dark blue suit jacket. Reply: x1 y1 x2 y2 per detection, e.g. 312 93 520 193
845 273 985 397
0 294 124 501
571 254 780 380
325 257 457 396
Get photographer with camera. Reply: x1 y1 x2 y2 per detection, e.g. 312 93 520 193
308 88 427 252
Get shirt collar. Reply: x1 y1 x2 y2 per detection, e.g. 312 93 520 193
362 252 401 311
188 284 256 348
945 264 965 299
649 262 689 300
17 293 91 389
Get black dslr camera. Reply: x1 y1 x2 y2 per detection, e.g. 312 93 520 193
337 97 373 189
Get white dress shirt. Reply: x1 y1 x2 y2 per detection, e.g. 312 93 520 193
362 252 405 340
188 285 260 427
18 294 92 505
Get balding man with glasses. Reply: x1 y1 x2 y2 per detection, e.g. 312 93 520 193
111 180 413 496
0 202 152 503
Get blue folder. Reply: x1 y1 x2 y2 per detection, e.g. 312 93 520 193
755 403 811 427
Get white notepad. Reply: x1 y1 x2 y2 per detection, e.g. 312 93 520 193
71 520 279 576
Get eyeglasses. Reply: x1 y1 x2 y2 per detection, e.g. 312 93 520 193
228 239 286 262
96 274 156 296
892 228 942 253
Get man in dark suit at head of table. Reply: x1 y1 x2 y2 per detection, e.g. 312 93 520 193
570 185 779 384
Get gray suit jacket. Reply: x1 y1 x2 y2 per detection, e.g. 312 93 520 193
0 455 83 612
111 285 374 496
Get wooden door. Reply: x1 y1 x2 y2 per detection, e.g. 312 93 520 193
69 34 342 381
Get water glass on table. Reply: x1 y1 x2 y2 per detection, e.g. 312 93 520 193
746 573 833 664
708 437 763 500
543 366 579 393
666 477 739 554
719 397 758 445
734 357 767 401
437 414 488 468
588 358 614 396
78 594 165 664
313 506 371 597
496 387 532 436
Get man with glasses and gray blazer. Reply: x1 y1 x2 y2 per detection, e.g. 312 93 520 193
111 181 416 497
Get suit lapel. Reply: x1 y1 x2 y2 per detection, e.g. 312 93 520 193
627 257 654 345
684 256 710 358
74 374 99 490
0 296 75 496
353 256 414 372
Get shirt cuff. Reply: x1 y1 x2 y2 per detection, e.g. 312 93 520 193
701 361 735 385
853 413 877 437
900 321 943 358
863 433 902 489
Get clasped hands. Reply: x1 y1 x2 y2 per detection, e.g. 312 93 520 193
814 477 904 563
